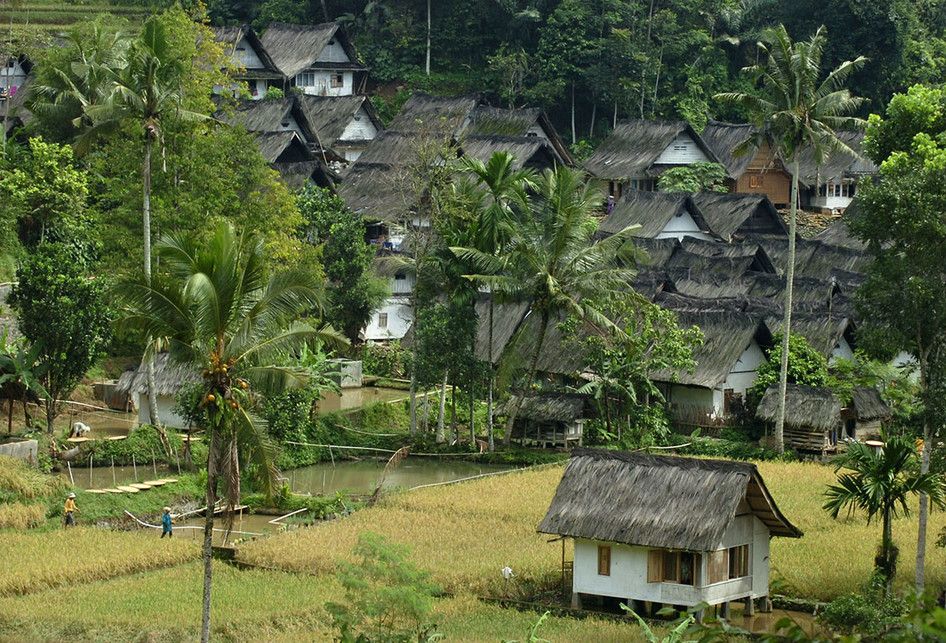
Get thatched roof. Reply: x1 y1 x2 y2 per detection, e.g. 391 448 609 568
217 97 318 143
673 237 776 274
765 314 853 357
633 237 680 268
700 120 757 178
796 131 876 185
651 310 770 388
813 215 866 251
337 160 404 220
254 130 312 163
584 119 719 180
460 135 558 170
851 387 890 420
115 354 198 397
297 94 382 147
273 159 337 190
211 25 280 74
388 92 478 136
473 299 530 364
599 192 714 239
690 192 786 240
538 449 801 550
495 393 588 422
756 384 840 431
260 22 364 78
464 106 573 165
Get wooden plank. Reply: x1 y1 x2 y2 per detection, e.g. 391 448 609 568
116 485 140 493
129 483 153 490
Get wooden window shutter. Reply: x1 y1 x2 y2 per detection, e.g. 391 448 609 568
597 545 611 576
647 549 662 583
708 549 728 585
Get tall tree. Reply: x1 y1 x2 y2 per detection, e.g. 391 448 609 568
85 16 208 453
456 152 534 451
458 165 640 445
849 84 946 596
117 222 344 643
11 243 111 434
824 436 944 595
715 24 865 453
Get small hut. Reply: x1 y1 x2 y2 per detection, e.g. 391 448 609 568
845 387 891 441
495 393 589 448
756 384 841 454
539 449 801 613
115 355 199 430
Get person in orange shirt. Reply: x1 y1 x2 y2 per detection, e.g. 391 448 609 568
63 492 78 527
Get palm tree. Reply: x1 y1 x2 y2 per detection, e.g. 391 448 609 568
85 16 207 454
824 436 944 595
458 165 640 445
117 222 345 643
458 152 534 451
715 24 865 454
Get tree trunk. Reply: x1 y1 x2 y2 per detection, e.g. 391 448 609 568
773 157 800 455
44 397 54 435
570 82 576 145
487 300 495 452
588 100 597 138
425 0 431 76
505 311 549 446
436 370 448 443
200 432 218 643
408 363 418 436
422 385 430 433
613 99 618 129
450 375 457 442
7 398 12 434
916 417 930 596
882 503 894 597
142 135 170 455
468 388 475 445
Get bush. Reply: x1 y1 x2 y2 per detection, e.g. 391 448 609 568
81 425 200 467
360 342 410 379
676 435 791 461
819 582 906 636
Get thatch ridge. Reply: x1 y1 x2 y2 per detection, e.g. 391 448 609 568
495 393 587 422
261 22 364 78
756 384 840 431
538 448 801 550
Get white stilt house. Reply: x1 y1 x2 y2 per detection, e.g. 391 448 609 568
539 449 802 613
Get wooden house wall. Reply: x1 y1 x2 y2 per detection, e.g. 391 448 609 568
732 144 792 205
316 38 350 64
654 134 710 165
784 426 832 453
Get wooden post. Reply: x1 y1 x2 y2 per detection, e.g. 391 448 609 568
745 596 755 616
763 596 773 613
720 601 730 619
570 592 582 609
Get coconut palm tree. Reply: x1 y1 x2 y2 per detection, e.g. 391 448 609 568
457 165 640 445
116 222 345 643
83 16 208 454
458 152 535 451
715 24 865 455
824 436 944 595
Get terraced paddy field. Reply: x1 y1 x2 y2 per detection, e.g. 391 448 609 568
0 0 150 35
1 457 943 640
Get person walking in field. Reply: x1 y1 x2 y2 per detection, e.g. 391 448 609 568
161 507 173 538
63 493 78 527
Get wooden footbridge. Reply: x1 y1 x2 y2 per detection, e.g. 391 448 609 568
84 478 179 494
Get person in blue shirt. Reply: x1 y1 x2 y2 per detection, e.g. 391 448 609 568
161 507 173 538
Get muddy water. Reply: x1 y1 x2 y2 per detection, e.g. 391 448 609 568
282 459 514 495
315 386 408 413
728 605 821 635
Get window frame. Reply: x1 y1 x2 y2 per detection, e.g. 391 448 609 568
377 313 388 329
597 544 611 576
330 73 344 88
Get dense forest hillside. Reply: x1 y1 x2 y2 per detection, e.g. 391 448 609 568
4 0 945 143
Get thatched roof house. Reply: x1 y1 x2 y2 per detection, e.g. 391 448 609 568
465 105 573 165
583 119 719 184
599 192 715 240
699 120 756 178
211 25 281 81
689 193 786 241
116 355 199 429
260 22 365 79
813 216 865 251
296 94 381 161
851 386 890 421
757 384 842 453
700 120 793 206
495 393 589 447
539 449 800 609
217 97 322 147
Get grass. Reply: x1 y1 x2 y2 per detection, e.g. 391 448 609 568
0 528 198 597
240 460 946 602
65 473 204 525
0 563 651 641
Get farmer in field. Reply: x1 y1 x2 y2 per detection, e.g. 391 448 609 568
63 492 78 527
161 507 173 538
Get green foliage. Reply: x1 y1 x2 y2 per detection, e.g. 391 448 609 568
11 242 111 432
360 342 411 380
370 90 412 126
66 474 204 525
263 86 284 100
297 185 386 344
0 137 92 253
749 333 829 403
657 162 728 193
81 424 200 467
677 434 790 462
819 579 906 637
326 532 440 643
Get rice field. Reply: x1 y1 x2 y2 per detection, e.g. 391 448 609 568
0 527 198 596
239 459 946 602
0 562 651 642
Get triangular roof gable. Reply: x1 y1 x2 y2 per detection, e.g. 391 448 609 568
600 192 716 239
213 25 280 74
538 450 802 551
261 22 365 78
